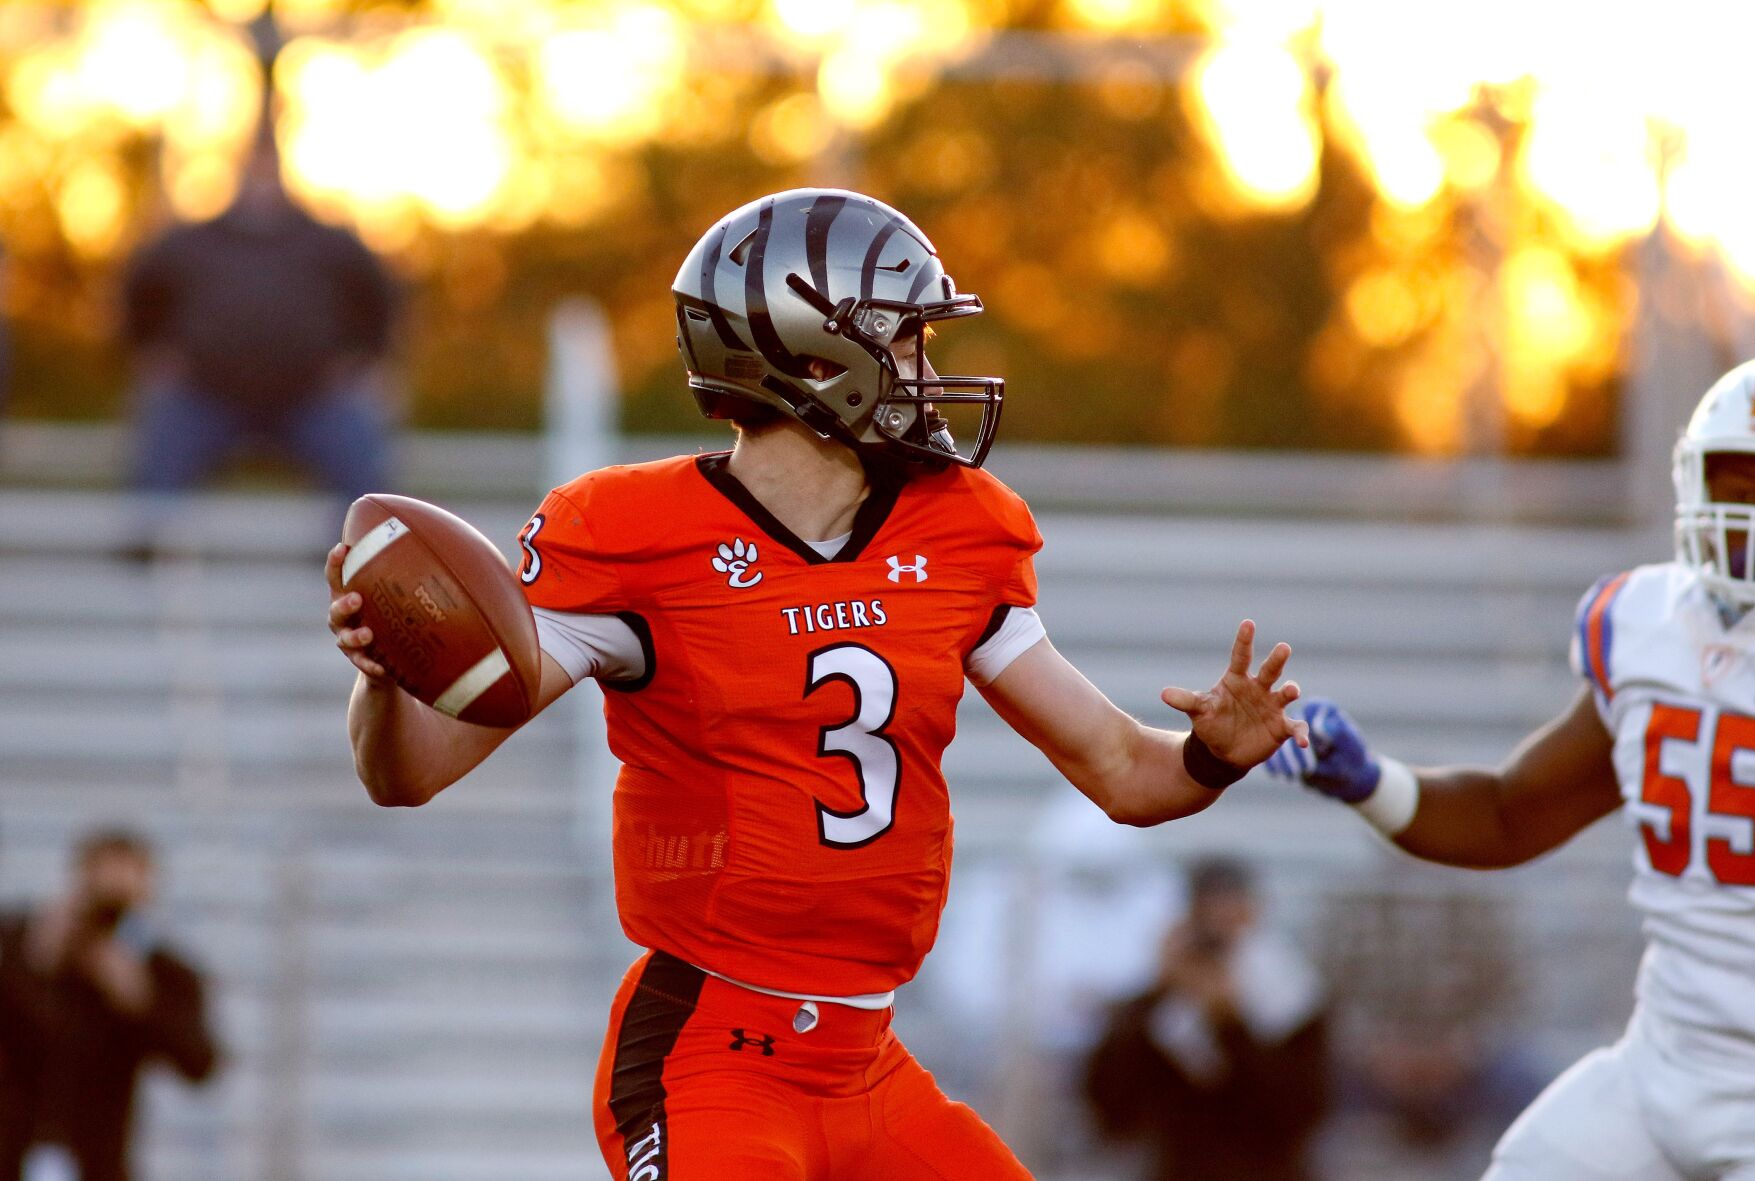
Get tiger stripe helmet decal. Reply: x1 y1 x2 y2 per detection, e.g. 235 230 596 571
672 188 1004 469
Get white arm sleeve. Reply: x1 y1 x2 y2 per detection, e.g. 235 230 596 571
965 606 1047 686
532 607 647 685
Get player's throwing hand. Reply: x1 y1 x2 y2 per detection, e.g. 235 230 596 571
1161 620 1310 768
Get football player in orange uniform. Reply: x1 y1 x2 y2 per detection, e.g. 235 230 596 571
326 189 1309 1180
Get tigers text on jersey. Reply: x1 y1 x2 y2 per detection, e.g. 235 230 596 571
520 453 1041 997
1573 561 1755 1041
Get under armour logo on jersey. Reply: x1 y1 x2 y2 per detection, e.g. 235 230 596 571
887 554 928 583
729 1029 776 1056
712 539 763 588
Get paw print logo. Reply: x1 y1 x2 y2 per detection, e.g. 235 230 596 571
712 538 764 589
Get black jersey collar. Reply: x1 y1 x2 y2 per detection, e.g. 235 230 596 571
694 452 902 566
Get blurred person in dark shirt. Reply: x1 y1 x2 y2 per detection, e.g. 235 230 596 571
0 829 219 1181
122 123 397 521
1084 856 1331 1181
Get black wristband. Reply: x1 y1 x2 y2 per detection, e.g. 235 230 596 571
1182 733 1248 790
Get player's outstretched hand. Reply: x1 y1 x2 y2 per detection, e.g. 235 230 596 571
1161 620 1309 769
325 542 391 683
1262 698 1380 803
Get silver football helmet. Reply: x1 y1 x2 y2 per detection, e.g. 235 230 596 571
672 188 1003 468
1674 360 1755 604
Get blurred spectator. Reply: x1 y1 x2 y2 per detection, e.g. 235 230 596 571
1084 856 1330 1181
1353 1022 1530 1150
0 829 219 1181
920 788 1184 1168
122 123 397 524
1316 886 1546 1170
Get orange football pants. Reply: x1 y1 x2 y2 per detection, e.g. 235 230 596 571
593 950 1034 1181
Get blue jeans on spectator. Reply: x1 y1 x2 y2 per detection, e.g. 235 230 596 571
131 378 391 503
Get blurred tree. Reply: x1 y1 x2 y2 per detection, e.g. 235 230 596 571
0 0 1680 459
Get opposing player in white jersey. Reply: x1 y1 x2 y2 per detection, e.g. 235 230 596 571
1265 361 1755 1181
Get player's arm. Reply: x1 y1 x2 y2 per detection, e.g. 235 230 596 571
327 544 572 808
1265 689 1621 868
982 620 1309 827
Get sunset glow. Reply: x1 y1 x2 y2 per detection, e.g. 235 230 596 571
0 0 1751 454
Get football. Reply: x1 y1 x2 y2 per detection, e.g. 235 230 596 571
340 494 541 728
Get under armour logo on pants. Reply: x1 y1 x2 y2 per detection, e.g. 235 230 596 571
729 1029 777 1056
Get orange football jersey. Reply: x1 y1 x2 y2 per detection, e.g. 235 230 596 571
518 453 1041 996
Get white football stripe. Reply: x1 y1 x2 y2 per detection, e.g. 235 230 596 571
432 649 512 719
342 516 409 584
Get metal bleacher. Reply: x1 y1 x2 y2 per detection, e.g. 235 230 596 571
0 429 1665 1181
0 481 620 1181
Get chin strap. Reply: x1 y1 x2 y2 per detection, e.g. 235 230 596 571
760 376 860 446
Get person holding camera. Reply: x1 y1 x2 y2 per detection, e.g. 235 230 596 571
1084 857 1331 1181
0 830 219 1181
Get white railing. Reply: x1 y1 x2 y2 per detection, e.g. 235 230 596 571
543 299 620 872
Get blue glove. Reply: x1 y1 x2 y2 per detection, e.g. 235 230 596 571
1263 698 1381 803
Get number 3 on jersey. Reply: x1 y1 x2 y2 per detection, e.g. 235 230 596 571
517 514 545 585
1641 703 1755 886
807 644 900 849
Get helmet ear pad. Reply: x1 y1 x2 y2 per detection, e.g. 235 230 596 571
689 386 782 427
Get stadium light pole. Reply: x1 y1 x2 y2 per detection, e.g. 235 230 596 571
1623 124 1747 533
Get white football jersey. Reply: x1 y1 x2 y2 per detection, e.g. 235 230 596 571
1574 560 1755 1041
